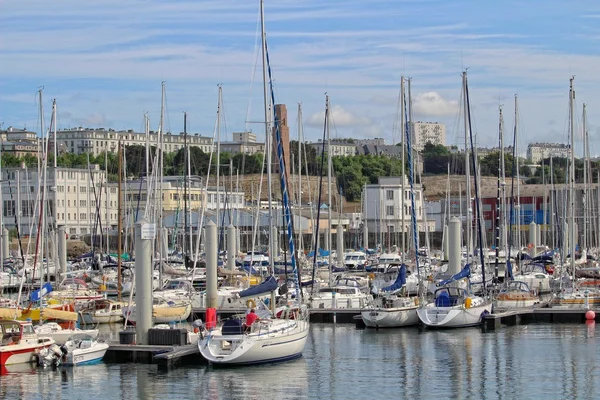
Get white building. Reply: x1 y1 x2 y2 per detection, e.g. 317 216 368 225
122 176 246 212
412 122 446 151
232 131 257 143
55 128 213 156
308 140 356 157
1 165 117 236
363 176 434 237
526 142 570 163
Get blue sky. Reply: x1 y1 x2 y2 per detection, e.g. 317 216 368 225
1 0 600 154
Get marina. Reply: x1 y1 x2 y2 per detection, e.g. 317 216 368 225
2 1 600 398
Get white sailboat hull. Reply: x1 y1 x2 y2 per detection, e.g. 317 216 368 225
199 319 309 365
417 302 491 328
361 306 419 328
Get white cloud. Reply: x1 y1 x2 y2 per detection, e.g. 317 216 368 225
412 92 459 118
306 105 371 128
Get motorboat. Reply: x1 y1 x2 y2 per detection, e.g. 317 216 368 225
60 334 109 365
78 299 126 324
343 251 368 270
1 319 55 366
34 322 99 345
308 277 372 309
198 304 309 365
495 281 539 309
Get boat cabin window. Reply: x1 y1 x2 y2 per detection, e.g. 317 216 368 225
1 322 21 345
22 324 34 335
1 322 20 335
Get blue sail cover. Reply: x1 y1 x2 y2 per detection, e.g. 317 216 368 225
381 264 407 293
307 248 329 257
438 264 471 287
237 276 278 298
30 282 53 302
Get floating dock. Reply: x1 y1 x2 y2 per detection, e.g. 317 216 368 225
104 306 599 367
104 343 202 366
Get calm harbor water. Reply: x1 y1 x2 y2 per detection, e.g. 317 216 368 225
0 323 598 400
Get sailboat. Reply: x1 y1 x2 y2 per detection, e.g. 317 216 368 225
198 0 309 365
360 77 420 328
552 77 600 308
417 72 492 329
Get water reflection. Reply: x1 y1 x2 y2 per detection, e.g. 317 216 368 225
0 323 598 399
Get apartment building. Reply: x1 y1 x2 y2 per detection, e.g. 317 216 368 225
55 127 213 156
1 165 116 236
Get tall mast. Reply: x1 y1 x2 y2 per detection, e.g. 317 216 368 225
408 78 415 251
105 119 109 257
260 0 275 273
297 103 303 252
514 95 521 252
500 108 508 258
158 81 165 285
400 76 406 263
145 113 150 180
187 117 193 255
495 105 503 281
326 95 333 284
569 77 576 284
117 139 123 301
581 103 588 250
462 72 471 263
184 111 189 256
216 86 222 250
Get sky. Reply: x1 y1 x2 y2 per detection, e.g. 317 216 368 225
2 0 600 156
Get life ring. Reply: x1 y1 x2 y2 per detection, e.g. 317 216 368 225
246 299 256 309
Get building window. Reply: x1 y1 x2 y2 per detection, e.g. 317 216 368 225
388 225 395 233
386 190 394 200
3 200 15 217
80 213 87 220
386 205 394 216
80 228 87 234
69 228 76 234
80 200 86 207
80 186 86 193
67 213 71 220
21 200 34 217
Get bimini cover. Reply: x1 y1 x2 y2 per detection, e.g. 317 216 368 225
238 275 278 298
381 264 407 293
438 264 471 287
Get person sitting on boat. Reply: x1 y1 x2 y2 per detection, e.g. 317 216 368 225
243 309 260 333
